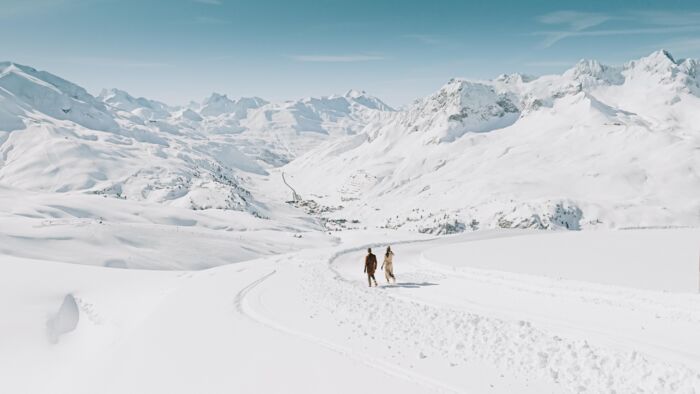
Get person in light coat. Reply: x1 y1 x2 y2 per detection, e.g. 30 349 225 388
382 246 396 284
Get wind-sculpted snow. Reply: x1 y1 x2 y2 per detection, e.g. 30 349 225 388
46 294 79 344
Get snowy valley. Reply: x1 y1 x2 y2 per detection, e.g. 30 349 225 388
0 50 699 394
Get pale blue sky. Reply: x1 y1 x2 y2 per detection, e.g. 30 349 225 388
4 0 700 106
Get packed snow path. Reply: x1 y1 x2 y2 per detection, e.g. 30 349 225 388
1 229 699 393
256 230 700 393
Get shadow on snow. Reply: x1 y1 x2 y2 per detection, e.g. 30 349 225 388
380 282 438 289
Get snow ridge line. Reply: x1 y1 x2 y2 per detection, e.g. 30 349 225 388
233 267 462 393
315 243 700 393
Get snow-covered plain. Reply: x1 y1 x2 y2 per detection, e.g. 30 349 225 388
2 229 699 393
1 51 699 393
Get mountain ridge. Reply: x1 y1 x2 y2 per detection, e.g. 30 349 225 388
1 50 698 232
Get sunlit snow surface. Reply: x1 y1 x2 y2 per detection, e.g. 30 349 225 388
1 229 699 393
0 51 699 393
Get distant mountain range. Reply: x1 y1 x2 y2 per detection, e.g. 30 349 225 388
285 50 700 232
1 50 698 231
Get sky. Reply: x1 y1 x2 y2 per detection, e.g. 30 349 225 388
4 0 700 107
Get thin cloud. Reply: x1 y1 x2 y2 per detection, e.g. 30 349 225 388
536 10 612 47
534 25 700 48
538 10 611 32
291 54 386 63
535 10 700 48
193 0 222 4
630 10 700 26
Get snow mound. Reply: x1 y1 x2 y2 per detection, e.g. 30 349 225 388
46 294 79 344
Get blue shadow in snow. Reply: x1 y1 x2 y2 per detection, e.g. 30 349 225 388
381 282 438 289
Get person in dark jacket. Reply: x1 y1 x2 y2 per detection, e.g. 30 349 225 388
364 248 378 287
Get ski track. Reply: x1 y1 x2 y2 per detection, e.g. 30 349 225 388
236 239 700 393
234 267 463 393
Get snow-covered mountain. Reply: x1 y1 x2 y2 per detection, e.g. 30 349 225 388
98 88 175 121
6 31 700 394
232 89 394 163
0 60 397 220
196 93 268 118
0 62 267 214
0 62 118 132
1 50 698 232
92 86 395 166
285 50 700 232
2 51 700 394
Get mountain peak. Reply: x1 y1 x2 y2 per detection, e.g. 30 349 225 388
0 61 36 75
344 89 366 98
98 87 132 100
203 92 233 104
199 93 268 118
566 59 604 77
623 49 686 84
495 73 534 84
562 58 623 87
648 49 676 64
629 49 679 70
0 61 118 132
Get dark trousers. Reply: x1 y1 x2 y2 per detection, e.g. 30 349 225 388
367 273 377 286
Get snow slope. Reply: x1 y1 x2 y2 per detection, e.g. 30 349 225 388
1 229 698 393
422 229 700 292
0 184 333 270
285 50 700 232
0 62 341 272
0 50 699 394
0 62 118 132
0 62 276 214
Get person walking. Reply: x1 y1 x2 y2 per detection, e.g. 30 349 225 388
364 248 378 287
382 246 396 284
